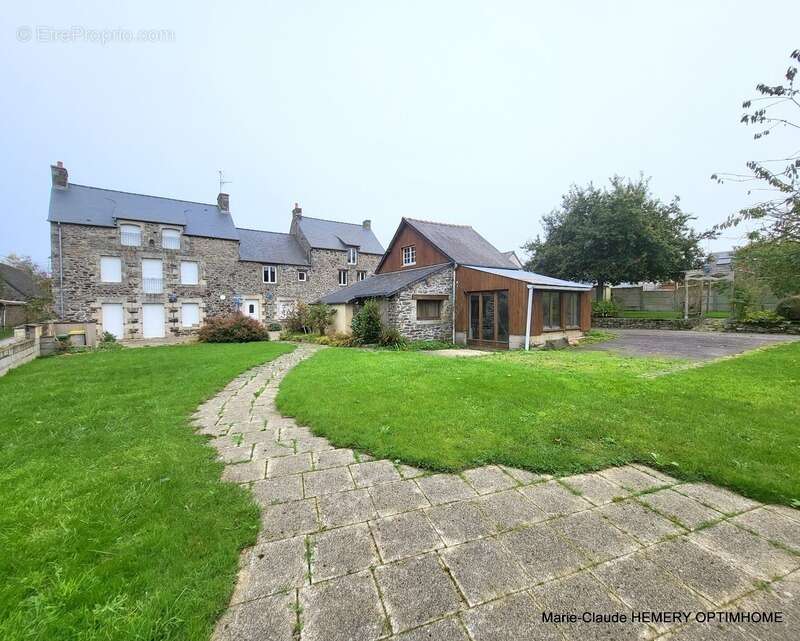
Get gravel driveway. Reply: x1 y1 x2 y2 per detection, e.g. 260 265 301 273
580 329 798 361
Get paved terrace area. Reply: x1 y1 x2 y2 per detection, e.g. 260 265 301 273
192 345 800 641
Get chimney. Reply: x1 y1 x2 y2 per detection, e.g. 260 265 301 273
217 192 230 213
362 219 371 230
51 161 68 190
292 202 302 222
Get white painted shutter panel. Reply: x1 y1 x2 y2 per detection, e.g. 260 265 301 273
101 303 124 338
181 303 200 327
100 257 121 282
142 304 165 338
180 261 199 285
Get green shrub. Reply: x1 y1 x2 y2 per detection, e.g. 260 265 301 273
592 300 620 317
285 303 312 334
378 327 406 348
97 331 122 351
351 299 383 343
267 322 282 332
776 295 800 321
741 310 785 328
403 340 457 351
308 304 336 335
198 313 270 343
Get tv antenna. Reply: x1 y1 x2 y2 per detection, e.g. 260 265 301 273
217 170 232 193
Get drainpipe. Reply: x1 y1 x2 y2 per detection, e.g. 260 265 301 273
451 264 457 344
57 221 65 318
524 284 533 351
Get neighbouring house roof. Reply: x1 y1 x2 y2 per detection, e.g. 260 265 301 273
0 263 42 301
237 228 309 266
48 184 240 240
400 218 516 269
297 216 384 254
464 265 592 291
318 264 450 304
502 250 524 269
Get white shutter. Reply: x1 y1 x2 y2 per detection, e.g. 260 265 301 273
100 257 121 282
180 261 199 285
101 303 124 338
181 303 200 327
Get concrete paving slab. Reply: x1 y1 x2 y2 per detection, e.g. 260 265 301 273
461 590 562 641
498 465 551 485
600 498 686 545
317 488 378 529
462 465 518 495
732 508 800 552
473 489 548 533
250 475 304 506
313 448 356 469
303 466 355 497
369 480 430 517
426 501 494 546
519 480 593 517
560 472 630 505
370 510 444 563
548 510 641 562
222 460 266 484
598 465 671 492
232 536 307 603
375 553 462 632
350 460 403 487
674 482 761 515
417 474 478 505
311 523 379 582
639 488 724 530
213 591 296 641
266 452 313 478
392 617 469 641
259 498 319 542
498 523 589 584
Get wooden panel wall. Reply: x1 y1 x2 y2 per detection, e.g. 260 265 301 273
580 291 592 331
377 223 449 274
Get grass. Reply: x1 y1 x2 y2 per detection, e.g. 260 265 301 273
618 310 730 319
277 343 800 506
577 329 617 345
0 341 294 641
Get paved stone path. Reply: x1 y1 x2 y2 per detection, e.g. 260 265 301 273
193 344 800 641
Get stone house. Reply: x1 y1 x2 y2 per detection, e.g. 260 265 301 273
320 217 592 348
0 262 45 329
47 162 384 340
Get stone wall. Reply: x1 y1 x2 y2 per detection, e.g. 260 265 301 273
385 266 454 341
51 222 382 338
0 325 41 377
592 317 699 331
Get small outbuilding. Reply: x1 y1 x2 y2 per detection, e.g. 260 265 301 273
319 218 593 349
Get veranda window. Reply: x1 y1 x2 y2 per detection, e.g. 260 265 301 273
542 291 561 330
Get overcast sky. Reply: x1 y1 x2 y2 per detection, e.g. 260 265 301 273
1 1 798 268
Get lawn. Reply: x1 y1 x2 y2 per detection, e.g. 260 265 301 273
277 343 800 506
0 341 293 641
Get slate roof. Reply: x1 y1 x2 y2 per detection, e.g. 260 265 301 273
0 263 42 301
237 228 309 265
464 265 592 291
502 250 523 269
318 264 449 304
401 218 515 269
48 184 240 240
297 216 384 254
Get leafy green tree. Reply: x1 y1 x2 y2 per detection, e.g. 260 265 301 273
735 239 800 298
1 253 52 322
308 303 336 335
351 299 383 343
523 176 703 296
712 48 799 242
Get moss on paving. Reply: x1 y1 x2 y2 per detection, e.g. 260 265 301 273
277 343 800 506
0 341 293 641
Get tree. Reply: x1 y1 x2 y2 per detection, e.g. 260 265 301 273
351 299 382 343
712 48 799 241
735 239 800 298
308 304 336 335
1 253 52 321
523 176 703 297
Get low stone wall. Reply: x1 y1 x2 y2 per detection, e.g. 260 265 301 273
0 330 40 377
592 317 699 331
725 322 800 335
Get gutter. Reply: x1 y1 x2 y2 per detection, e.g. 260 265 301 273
524 284 534 351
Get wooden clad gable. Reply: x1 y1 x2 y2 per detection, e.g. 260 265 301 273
376 221 450 274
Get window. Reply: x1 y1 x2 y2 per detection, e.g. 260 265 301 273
402 245 416 266
263 265 277 284
141 258 163 293
347 247 358 265
338 269 348 286
542 291 561 330
181 302 200 327
467 291 509 343
120 224 141 247
100 256 121 283
564 292 580 328
161 228 181 250
357 270 367 281
416 299 441 320
180 261 199 285
298 270 307 282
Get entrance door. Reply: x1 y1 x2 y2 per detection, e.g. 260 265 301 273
244 299 260 321
468 291 509 347
102 303 123 339
142 303 165 338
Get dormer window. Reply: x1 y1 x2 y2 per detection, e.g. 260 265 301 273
162 228 181 250
347 247 358 265
402 245 416 266
120 224 141 247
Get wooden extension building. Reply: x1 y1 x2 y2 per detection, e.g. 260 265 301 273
320 218 592 349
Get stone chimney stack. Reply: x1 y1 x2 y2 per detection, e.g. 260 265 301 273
51 161 68 190
292 202 303 222
362 219 371 230
217 192 230 213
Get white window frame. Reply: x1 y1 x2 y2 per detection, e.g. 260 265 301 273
141 258 163 294
161 228 181 250
263 265 277 284
357 270 367 281
347 247 358 265
338 269 348 286
297 270 307 282
402 245 416 266
180 261 199 285
120 224 141 247
100 256 122 283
